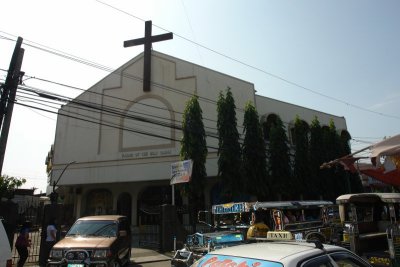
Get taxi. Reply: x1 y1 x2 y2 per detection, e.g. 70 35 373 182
191 231 372 267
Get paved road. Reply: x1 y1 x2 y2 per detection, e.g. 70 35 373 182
24 247 173 267
130 259 171 267
130 247 172 266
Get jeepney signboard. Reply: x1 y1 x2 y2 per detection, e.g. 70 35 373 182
212 202 252 214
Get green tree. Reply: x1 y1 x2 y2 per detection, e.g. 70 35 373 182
0 175 26 200
326 120 347 199
293 116 310 199
180 95 208 205
309 117 324 199
267 116 292 200
217 88 242 201
242 101 268 200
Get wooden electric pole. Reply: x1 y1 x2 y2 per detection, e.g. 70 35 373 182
0 37 24 176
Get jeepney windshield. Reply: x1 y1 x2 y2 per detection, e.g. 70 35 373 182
337 193 400 223
212 202 254 227
341 202 400 223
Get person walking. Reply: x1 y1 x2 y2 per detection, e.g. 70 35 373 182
15 221 31 267
43 218 58 265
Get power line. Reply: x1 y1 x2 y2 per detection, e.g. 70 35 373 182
15 85 224 143
7 74 360 146
16 84 222 139
13 83 378 154
5 74 375 152
13 99 221 151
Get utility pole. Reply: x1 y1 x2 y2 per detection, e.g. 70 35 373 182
0 37 24 176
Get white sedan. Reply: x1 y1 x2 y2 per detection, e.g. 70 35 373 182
191 232 372 267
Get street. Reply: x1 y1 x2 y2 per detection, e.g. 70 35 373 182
129 247 173 267
130 260 171 267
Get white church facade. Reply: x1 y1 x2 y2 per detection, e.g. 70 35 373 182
47 51 348 226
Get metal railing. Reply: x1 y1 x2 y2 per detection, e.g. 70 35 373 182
12 227 42 265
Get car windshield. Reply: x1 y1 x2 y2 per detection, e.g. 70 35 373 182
66 220 117 237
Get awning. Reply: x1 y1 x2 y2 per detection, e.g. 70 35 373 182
321 134 400 186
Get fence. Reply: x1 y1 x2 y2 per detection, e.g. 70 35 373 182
138 224 160 249
12 227 42 265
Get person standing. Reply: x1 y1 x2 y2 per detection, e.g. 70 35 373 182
43 219 57 265
15 221 31 267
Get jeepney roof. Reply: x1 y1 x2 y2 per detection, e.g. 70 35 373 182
254 200 333 210
336 193 400 204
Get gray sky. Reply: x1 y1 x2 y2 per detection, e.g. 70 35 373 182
1 0 399 193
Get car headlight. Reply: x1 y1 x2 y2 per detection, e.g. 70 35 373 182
50 249 63 259
93 249 112 258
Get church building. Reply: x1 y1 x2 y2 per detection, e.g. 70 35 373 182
47 24 348 227
47 49 348 227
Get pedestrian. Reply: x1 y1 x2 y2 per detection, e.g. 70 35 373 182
43 218 58 265
15 221 31 267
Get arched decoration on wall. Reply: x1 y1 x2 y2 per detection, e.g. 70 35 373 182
136 185 182 225
261 113 280 142
119 95 175 152
85 189 113 216
117 192 132 225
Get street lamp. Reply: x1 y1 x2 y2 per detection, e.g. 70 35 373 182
50 161 76 204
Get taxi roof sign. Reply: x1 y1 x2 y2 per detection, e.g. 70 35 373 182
267 231 293 241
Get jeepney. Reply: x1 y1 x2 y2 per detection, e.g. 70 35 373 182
253 200 337 243
336 193 400 267
171 202 252 267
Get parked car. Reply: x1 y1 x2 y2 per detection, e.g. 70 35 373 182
47 215 131 267
191 231 372 267
0 218 12 267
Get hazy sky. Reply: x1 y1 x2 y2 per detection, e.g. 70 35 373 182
1 0 399 193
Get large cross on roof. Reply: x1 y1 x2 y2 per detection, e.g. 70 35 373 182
124 20 173 92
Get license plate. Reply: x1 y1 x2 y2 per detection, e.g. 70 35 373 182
68 264 84 267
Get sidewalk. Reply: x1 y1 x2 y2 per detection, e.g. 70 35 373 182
131 247 173 264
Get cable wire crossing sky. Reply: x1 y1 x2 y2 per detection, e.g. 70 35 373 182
0 0 399 193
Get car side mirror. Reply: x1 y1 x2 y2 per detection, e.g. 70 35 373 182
119 230 127 237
